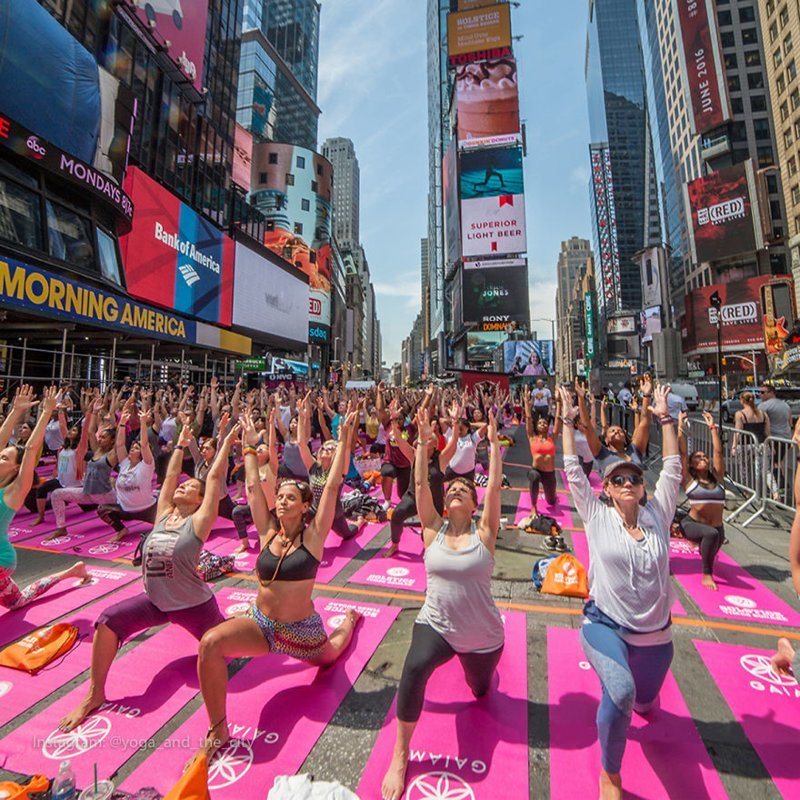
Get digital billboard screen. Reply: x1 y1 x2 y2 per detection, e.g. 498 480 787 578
456 57 521 149
466 331 503 362
504 340 554 375
447 4 512 58
232 124 253 192
462 262 529 329
640 306 662 344
685 162 760 263
120 167 234 326
443 139 461 269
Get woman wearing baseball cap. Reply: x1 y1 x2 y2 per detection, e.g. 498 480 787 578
558 383 681 800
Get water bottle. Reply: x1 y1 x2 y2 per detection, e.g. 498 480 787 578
51 760 77 800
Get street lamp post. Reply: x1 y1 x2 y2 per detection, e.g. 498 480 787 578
710 291 723 431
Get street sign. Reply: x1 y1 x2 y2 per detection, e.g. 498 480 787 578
234 358 267 371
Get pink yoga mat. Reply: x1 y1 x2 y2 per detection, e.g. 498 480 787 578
570 531 686 617
0 567 139 648
121 597 401 798
560 468 603 494
16 516 118 554
0 618 207 784
695 640 799 799
8 509 98 543
0 581 144 728
670 539 800 627
513 489 574 529
348 533 427 592
357 610 529 799
548 627 728 799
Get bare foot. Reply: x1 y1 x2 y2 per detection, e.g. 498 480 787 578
33 514 44 527
187 718 230 771
383 543 399 558
599 770 622 800
109 529 129 543
701 574 718 591
381 749 408 800
346 608 363 629
232 540 250 555
355 515 367 533
58 691 105 732
65 561 91 584
43 527 68 543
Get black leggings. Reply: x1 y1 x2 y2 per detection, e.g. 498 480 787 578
680 517 725 575
390 481 446 544
528 468 557 507
97 502 158 533
397 623 504 722
443 467 475 483
381 463 412 499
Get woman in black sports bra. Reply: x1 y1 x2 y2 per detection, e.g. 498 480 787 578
193 407 362 762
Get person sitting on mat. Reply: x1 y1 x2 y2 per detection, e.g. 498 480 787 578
0 386 91 611
677 411 726 591
522 383 562 517
381 406 504 800
96 405 157 542
559 383 681 800
57 421 238 733
192 409 363 763
580 373 653 474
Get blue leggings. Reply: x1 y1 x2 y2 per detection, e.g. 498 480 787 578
580 621 673 774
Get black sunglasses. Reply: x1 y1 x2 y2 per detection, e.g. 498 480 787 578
609 474 644 487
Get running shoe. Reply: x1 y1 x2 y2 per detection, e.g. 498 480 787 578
544 535 558 551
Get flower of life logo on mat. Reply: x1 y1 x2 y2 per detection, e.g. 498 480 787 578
42 715 112 759
225 603 250 617
406 772 475 800
89 543 120 556
208 739 254 789
386 567 410 578
724 595 757 609
328 615 346 629
0 681 13 698
48 536 71 546
740 654 798 687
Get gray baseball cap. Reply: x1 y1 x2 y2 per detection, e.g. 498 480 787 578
602 459 644 481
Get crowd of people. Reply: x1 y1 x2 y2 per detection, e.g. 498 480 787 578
0 373 796 800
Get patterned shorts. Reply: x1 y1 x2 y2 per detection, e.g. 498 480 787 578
246 604 328 660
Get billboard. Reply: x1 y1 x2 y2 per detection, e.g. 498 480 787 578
466 331 503 362
462 262 529 330
685 161 762 264
447 4 512 58
120 167 234 326
251 144 333 340
640 306 663 344
674 0 730 135
640 246 666 310
585 291 595 359
443 140 461 269
232 124 253 192
504 340 554 375
683 276 789 353
456 57 521 149
460 147 523 198
761 278 797 355
132 0 209 92
232 241 308 345
590 145 621 316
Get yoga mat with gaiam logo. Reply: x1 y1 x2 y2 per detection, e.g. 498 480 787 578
0 567 139 648
570 530 687 617
207 521 387 584
0 580 144 728
547 627 727 799
347 533 427 592
513 488 574 529
15 516 119 554
356 610 529 799
694 640 799 799
120 594 400 798
670 538 800 626
0 614 207 784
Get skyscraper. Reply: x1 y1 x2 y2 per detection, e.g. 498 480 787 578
555 237 592 377
322 137 360 247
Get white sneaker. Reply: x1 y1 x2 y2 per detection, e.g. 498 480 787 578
381 500 391 511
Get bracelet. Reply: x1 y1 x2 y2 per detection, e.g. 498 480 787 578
561 416 574 427
658 415 674 426
642 393 652 399
243 445 258 457
174 444 185 451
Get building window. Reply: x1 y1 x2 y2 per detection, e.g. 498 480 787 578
718 10 732 25
768 174 780 193
731 97 745 114
775 48 784 68
794 119 800 139
721 31 735 47
785 128 794 148
725 53 738 70
259 172 267 184
745 50 762 67
748 72 765 89
739 7 756 23
301 198 310 211
790 60 799 82
0 176 42 250
731 120 748 141
311 180 318 192
766 0 775 14
789 156 798 176
268 153 278 164
96 226 123 286
755 118 772 139
792 185 800 205
728 75 741 92
317 164 323 176
778 73 787 93
296 155 306 169
742 28 758 45
294 222 303 235
780 7 789 27
286 173 294 185
770 22 779 43
758 146 775 167
786 32 795 54
752 95 767 112
792 87 800 109
46 200 94 272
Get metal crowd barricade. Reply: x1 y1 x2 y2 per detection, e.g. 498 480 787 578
740 435 797 527
684 419 762 524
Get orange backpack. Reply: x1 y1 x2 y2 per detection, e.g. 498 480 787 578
163 753 211 800
0 623 78 674
540 554 589 599
0 775 49 799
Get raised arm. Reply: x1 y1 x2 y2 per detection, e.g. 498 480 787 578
559 386 600 525
114 409 131 464
192 423 239 540
415 408 443 536
241 415 277 548
703 410 724 481
390 418 415 463
297 392 316 471
631 374 652 454
438 404 461 472
316 398 332 441
0 386 38 449
156 423 191 520
523 385 533 438
138 408 154 466
575 378 602 456
375 381 389 428
677 411 690 485
477 409 502 550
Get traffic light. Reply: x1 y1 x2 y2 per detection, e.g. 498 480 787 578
721 357 727 366
785 321 800 347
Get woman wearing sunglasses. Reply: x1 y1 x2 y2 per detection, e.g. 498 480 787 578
193 409 362 763
558 384 681 800
381 406 504 800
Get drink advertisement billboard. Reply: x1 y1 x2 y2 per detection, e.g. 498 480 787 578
447 4 512 58
460 148 526 257
120 167 234 326
456 57 521 149
685 161 762 264
682 276 788 353
251 144 333 341
504 340 554 375
462 262 529 330
232 241 308 345
443 140 461 269
132 0 209 92
674 0 730 135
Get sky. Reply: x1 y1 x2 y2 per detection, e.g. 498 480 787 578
317 0 593 365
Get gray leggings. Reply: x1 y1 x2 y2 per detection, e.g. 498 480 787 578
679 517 725 575
396 623 503 722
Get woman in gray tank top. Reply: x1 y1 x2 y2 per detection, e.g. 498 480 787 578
382 406 505 800
57 422 239 734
